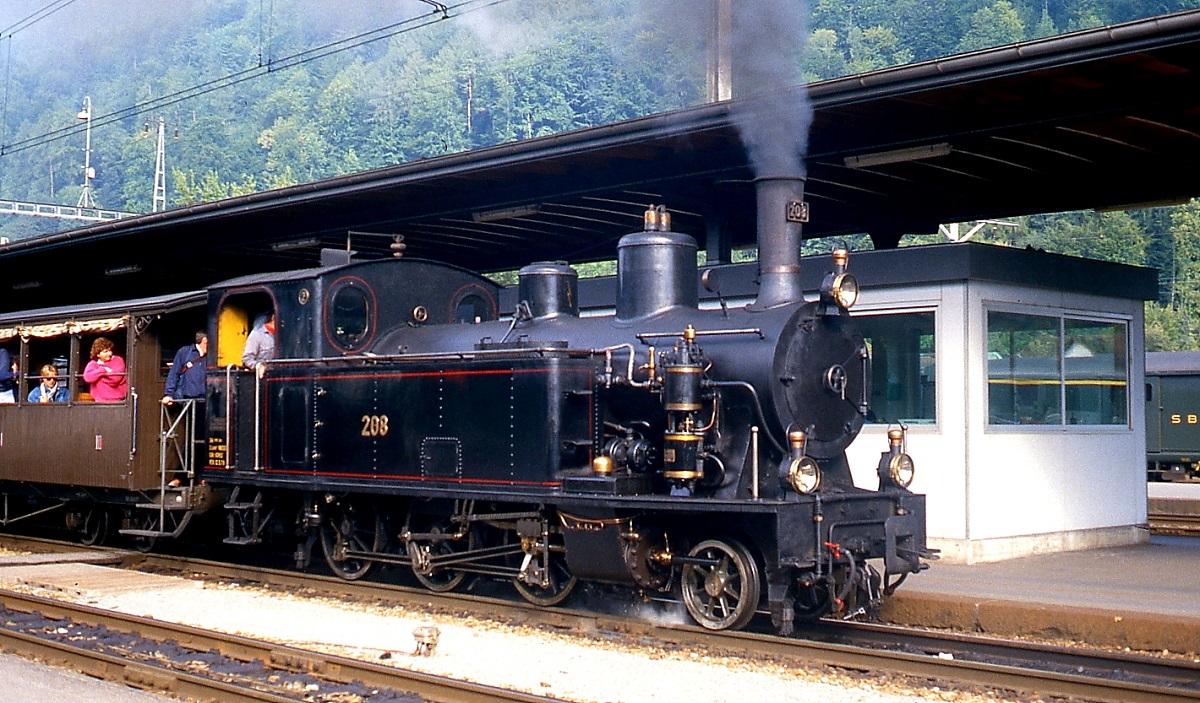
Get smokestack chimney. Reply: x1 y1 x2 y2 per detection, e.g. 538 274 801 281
751 176 806 309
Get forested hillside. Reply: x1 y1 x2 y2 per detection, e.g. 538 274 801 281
2 0 1200 347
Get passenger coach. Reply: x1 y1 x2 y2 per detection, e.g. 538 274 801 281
0 293 212 544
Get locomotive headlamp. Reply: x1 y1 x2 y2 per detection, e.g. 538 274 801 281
820 248 859 310
829 272 859 309
878 428 916 490
887 452 916 488
787 455 822 494
784 429 820 494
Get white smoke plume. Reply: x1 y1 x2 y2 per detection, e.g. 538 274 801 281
727 0 813 179
632 0 813 179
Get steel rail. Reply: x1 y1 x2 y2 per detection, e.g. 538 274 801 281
0 625 300 703
0 588 559 703
3 534 1199 703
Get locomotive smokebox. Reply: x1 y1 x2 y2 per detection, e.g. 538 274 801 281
752 176 806 310
518 260 579 318
616 207 698 321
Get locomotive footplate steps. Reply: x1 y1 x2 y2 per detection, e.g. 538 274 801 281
121 486 219 540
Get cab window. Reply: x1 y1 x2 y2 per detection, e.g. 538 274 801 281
332 286 370 348
327 279 374 352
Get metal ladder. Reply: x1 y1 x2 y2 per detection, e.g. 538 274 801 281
120 400 203 539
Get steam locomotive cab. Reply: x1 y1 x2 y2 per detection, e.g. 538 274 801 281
203 260 503 474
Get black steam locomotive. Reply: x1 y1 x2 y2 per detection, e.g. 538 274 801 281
0 181 929 634
199 186 929 634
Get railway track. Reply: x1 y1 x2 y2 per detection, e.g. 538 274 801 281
0 587 557 703
2 534 1199 703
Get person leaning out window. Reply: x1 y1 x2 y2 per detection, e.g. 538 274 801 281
83 337 128 403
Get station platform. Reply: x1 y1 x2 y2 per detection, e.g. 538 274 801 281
881 534 1200 654
1148 481 1200 528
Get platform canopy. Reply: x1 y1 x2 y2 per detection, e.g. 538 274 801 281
1 11 1200 311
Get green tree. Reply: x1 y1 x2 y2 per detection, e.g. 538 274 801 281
172 170 258 206
847 25 914 73
803 29 848 81
1042 211 1148 265
257 116 333 183
1031 4 1058 39
1145 302 1197 351
896 0 965 61
1168 200 1200 318
957 1 1027 52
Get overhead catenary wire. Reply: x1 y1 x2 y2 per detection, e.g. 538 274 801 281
0 0 83 38
0 0 514 159
2 0 86 142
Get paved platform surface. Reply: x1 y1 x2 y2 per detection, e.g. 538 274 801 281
0 652 178 703
882 534 1200 654
1147 480 1200 520
0 561 201 598
1148 482 1200 500
0 549 129 567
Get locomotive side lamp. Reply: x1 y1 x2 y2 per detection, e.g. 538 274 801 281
878 428 916 490
820 248 859 310
787 455 821 494
784 429 821 494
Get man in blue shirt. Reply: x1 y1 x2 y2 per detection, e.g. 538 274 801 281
162 331 208 405
0 347 15 403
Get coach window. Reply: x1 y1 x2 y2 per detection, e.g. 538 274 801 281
24 334 72 403
987 310 1128 426
78 331 128 403
857 312 936 424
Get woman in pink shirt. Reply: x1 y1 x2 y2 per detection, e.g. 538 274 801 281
83 337 128 403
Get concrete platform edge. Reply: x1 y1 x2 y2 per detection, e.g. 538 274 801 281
882 591 1200 655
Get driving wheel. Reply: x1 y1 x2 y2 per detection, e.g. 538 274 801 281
680 538 761 630
320 498 384 580
513 531 577 606
405 507 474 592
